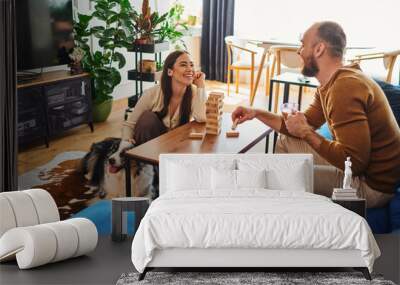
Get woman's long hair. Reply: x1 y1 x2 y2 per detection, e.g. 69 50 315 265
157 50 193 125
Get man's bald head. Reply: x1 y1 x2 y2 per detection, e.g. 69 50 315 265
314 21 347 58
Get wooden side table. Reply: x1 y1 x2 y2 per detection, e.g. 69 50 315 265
332 198 366 218
112 197 150 242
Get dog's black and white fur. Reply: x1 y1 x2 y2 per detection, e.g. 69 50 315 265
80 137 156 199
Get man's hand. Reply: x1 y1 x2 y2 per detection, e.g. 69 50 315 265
285 111 313 138
193 71 205 88
231 106 257 124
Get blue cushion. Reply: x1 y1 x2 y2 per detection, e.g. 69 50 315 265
374 79 400 127
72 200 136 235
317 122 333 140
366 207 391 234
389 187 400 232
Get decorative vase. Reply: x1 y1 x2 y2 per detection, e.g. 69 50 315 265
92 98 113 123
69 62 83 75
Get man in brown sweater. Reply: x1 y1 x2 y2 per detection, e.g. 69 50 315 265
232 21 400 208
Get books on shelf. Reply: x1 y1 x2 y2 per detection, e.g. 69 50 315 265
332 188 358 200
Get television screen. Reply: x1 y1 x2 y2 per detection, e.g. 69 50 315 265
16 0 74 71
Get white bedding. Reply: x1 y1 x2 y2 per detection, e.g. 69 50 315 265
131 190 380 273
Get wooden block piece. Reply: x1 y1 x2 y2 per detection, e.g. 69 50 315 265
231 118 239 130
226 130 239 137
206 118 222 126
208 92 225 100
206 109 223 119
206 102 223 109
206 127 221 135
188 132 204 139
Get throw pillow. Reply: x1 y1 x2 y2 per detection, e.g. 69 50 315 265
236 169 267 189
167 160 235 192
211 168 267 190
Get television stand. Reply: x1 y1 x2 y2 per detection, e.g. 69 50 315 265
17 71 41 84
17 70 94 147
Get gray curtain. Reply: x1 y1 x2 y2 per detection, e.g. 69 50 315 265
0 0 18 192
201 0 235 82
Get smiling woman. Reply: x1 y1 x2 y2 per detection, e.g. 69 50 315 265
120 50 208 197
122 50 207 147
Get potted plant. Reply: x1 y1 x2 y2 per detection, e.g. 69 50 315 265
131 0 188 48
73 0 135 122
155 2 188 50
68 47 85 75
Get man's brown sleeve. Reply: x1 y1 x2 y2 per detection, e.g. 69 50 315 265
317 77 371 174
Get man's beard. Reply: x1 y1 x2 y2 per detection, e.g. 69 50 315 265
301 55 319 77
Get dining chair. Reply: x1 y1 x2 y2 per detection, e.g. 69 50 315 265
350 49 400 84
269 45 303 113
225 36 263 105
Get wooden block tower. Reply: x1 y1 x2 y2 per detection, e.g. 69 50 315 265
206 92 224 135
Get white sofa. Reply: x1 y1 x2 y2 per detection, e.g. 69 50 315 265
0 189 98 269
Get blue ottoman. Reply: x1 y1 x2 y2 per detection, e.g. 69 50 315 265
72 200 136 235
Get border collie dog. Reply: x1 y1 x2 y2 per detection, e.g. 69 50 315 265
80 137 155 199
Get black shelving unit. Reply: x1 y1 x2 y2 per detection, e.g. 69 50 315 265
126 41 169 119
17 71 93 148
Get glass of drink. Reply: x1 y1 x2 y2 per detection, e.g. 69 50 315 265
281 102 299 120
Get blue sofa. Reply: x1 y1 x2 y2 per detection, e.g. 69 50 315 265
318 79 400 233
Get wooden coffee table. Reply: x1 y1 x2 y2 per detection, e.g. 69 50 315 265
123 113 272 196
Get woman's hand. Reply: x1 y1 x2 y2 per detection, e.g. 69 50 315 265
193 71 205 88
127 138 136 146
231 106 257 125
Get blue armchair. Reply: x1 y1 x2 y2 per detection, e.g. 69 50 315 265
317 79 400 233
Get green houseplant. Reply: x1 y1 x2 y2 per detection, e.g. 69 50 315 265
73 0 135 122
131 0 188 48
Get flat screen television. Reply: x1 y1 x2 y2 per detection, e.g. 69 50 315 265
16 0 74 71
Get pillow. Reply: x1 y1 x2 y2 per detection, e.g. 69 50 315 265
236 169 267 189
211 168 236 190
211 168 267 190
265 163 307 191
237 158 308 191
167 160 235 192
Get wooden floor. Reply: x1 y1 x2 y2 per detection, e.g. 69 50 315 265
18 80 314 174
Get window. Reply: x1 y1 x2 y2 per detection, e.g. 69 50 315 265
234 0 400 49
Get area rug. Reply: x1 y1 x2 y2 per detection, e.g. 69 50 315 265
18 151 100 219
116 271 395 285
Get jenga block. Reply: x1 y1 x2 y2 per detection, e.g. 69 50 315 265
226 130 239 137
188 132 204 139
206 126 221 133
206 101 223 109
231 118 239 130
206 119 222 127
206 108 223 115
206 109 223 119
208 92 224 99
207 97 223 104
206 128 221 135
